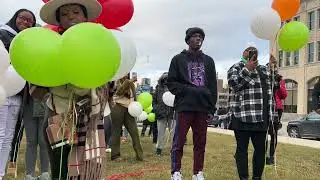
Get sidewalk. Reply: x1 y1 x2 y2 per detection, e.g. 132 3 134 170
208 128 320 149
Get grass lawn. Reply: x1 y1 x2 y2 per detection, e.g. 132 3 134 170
3 132 320 180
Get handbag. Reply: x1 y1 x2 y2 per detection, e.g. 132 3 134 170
46 95 77 149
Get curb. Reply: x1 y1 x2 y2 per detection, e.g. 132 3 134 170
208 128 320 149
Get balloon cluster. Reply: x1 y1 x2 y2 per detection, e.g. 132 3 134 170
0 43 26 107
128 92 156 123
128 91 175 122
10 0 137 88
251 0 309 51
10 23 121 88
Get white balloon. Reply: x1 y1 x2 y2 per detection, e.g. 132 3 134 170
162 91 175 107
250 8 281 40
0 85 6 107
0 65 26 97
128 101 143 117
138 111 148 121
111 30 137 81
0 44 10 75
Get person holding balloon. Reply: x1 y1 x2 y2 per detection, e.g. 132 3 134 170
167 27 217 180
38 0 108 179
227 47 279 180
152 72 175 156
111 74 143 161
0 9 36 180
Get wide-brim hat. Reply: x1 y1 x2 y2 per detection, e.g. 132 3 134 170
40 0 102 26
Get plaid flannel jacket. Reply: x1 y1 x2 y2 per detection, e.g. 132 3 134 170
227 61 278 123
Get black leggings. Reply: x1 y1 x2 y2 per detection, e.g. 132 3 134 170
267 109 283 158
43 108 70 180
234 130 267 179
9 116 24 162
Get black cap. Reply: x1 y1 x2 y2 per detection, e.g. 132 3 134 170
185 27 205 44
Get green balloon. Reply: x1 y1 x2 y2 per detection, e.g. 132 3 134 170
277 21 309 52
145 105 153 114
148 113 156 122
137 92 153 109
10 27 66 87
61 23 121 88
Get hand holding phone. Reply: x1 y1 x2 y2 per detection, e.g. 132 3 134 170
246 50 258 71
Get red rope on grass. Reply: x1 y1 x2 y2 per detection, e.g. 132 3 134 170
106 167 166 180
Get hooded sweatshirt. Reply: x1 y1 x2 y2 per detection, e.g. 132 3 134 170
167 50 217 114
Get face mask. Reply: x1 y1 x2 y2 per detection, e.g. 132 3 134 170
241 57 248 64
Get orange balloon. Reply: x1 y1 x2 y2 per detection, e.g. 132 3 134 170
272 0 300 21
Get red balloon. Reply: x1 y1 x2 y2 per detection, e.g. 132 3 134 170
98 0 107 3
112 27 122 32
42 0 49 3
43 24 59 32
94 0 134 29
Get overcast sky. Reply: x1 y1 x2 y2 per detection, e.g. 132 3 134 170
1 0 272 86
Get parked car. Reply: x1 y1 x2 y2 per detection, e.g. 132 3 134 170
218 115 229 129
207 114 230 129
287 112 320 139
207 115 220 127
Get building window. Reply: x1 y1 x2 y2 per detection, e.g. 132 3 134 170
293 50 299 65
318 41 320 62
284 80 298 113
278 50 283 67
293 16 300 21
307 77 320 113
308 11 315 30
308 42 315 63
285 52 291 66
318 9 320 29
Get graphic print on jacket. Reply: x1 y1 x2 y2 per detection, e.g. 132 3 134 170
188 62 205 87
167 50 217 114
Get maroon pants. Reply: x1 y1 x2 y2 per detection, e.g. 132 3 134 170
171 111 208 174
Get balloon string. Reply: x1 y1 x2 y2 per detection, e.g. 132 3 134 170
58 90 75 180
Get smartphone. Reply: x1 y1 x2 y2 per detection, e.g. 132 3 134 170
248 50 257 61
76 98 90 107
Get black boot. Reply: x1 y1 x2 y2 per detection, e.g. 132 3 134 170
155 148 162 156
266 156 275 165
252 177 262 180
239 177 248 180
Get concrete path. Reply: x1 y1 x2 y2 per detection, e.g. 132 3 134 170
208 127 320 149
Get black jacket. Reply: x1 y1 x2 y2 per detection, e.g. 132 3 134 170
167 50 217 115
152 75 174 120
0 25 31 119
0 26 16 51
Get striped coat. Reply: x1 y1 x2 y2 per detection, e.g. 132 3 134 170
67 87 108 179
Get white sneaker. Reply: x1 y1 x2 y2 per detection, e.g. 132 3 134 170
38 172 50 180
25 175 37 180
171 171 183 180
105 148 112 153
192 171 205 180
